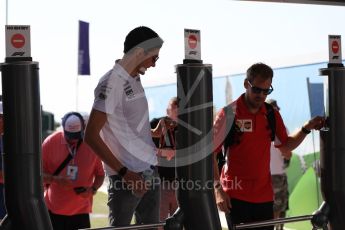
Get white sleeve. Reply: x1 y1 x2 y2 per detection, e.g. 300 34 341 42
93 70 120 114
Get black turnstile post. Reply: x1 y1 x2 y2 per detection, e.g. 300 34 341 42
0 61 52 230
168 61 221 230
319 67 345 229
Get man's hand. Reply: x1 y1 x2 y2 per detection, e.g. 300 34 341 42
280 148 292 160
78 187 95 198
158 148 176 160
123 170 147 197
52 175 74 189
161 117 177 130
152 118 177 138
214 183 231 213
304 116 325 131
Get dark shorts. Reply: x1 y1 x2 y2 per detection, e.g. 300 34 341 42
228 198 274 230
271 174 288 213
49 210 90 230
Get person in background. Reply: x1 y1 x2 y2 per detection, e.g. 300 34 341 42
267 99 291 230
42 112 105 230
213 63 324 230
150 97 179 222
84 26 174 229
0 101 7 221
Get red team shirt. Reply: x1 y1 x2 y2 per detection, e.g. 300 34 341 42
214 94 288 203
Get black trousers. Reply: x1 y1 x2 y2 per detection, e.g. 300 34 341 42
49 210 90 230
226 198 274 230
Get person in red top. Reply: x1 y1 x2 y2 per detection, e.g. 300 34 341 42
0 101 6 221
42 112 105 230
213 63 324 230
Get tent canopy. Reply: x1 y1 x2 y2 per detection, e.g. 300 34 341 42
239 0 345 6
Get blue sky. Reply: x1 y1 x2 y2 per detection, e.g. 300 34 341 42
1 0 345 119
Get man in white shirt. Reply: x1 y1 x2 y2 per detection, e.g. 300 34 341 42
85 26 173 228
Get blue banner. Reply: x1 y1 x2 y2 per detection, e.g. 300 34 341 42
307 78 324 117
78 20 90 75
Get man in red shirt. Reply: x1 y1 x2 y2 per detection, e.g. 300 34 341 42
213 63 324 230
42 112 105 230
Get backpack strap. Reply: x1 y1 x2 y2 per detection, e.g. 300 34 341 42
45 139 83 190
264 102 276 141
216 105 235 173
223 105 236 154
217 102 276 173
53 139 83 176
52 154 73 176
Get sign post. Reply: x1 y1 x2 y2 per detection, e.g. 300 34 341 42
184 29 202 63
5 25 32 62
166 29 221 230
1 25 53 229
328 35 343 68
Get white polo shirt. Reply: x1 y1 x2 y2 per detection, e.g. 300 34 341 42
93 63 157 175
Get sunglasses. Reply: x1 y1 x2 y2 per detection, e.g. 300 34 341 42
152 55 159 63
248 81 274 95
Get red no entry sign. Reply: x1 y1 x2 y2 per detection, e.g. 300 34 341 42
332 40 339 54
188 35 197 49
11 33 25 48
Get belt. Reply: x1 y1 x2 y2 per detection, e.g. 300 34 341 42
139 165 156 173
110 165 156 176
141 165 156 181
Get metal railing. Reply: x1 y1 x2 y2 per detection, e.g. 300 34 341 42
81 215 320 230
234 215 313 229
81 222 165 230
83 204 329 230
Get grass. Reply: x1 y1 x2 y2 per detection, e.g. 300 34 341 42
90 191 109 228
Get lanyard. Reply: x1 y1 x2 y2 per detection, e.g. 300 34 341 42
67 139 82 162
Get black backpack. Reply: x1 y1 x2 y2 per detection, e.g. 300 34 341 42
216 102 276 173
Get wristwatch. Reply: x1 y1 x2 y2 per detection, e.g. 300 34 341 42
214 181 222 190
301 126 311 134
118 166 128 177
91 186 98 193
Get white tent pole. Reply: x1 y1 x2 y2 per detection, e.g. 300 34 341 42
6 0 9 24
76 75 79 111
